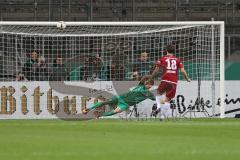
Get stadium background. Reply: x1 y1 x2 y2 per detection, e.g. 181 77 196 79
0 1 240 160
0 0 239 119
0 0 239 80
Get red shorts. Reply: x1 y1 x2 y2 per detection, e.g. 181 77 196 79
157 81 177 99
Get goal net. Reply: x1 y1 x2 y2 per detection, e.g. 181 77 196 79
0 21 225 118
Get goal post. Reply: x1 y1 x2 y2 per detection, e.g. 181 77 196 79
220 22 225 118
0 21 225 119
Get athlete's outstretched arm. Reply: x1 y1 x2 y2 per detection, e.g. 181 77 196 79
180 68 191 82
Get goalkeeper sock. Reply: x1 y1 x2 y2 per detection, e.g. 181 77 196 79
100 110 117 117
88 102 103 110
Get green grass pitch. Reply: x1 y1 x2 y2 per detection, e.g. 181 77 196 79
0 118 240 160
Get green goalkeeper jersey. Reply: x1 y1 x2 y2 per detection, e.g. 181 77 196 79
119 84 155 106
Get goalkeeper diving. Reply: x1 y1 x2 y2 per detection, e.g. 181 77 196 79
82 76 155 118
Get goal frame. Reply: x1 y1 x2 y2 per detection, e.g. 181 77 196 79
0 21 225 118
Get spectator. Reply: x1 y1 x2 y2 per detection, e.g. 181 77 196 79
23 51 38 80
82 55 102 81
132 51 153 80
107 63 125 81
34 56 51 81
50 55 68 81
107 54 126 81
16 72 27 81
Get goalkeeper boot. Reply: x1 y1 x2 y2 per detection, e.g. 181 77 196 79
81 105 89 114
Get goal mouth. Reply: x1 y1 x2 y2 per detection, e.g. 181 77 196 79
0 21 225 119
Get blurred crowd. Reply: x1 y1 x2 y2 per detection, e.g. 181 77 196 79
18 51 67 81
17 50 155 81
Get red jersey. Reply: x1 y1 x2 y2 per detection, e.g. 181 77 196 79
156 55 183 84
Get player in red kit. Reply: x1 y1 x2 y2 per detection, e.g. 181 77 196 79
150 44 191 119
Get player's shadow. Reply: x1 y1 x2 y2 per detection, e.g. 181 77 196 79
56 100 96 121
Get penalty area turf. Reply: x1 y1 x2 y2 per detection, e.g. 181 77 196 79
0 118 239 160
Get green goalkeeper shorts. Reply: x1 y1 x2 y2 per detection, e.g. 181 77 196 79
109 96 129 111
